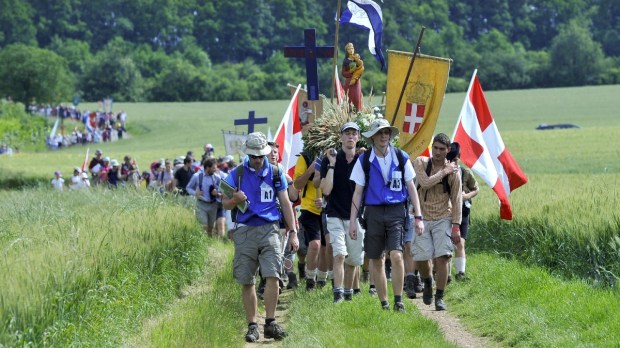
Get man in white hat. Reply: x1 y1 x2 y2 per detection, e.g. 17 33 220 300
222 132 299 342
348 118 424 312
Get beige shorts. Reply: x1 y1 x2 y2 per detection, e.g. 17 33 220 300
412 218 454 261
196 200 217 229
232 223 282 285
327 217 365 266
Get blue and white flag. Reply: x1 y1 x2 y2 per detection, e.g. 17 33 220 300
340 0 385 70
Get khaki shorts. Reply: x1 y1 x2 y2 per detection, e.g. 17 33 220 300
196 200 217 229
327 217 365 266
233 223 282 285
412 218 454 261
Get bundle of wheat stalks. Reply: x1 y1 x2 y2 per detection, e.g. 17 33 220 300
302 97 380 158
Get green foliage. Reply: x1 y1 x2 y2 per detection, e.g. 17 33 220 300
0 44 74 105
0 99 48 151
550 19 606 86
2 1 620 101
81 38 145 101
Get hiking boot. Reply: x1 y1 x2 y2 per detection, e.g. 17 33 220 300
369 286 377 296
422 283 433 305
404 275 417 299
306 278 316 291
286 272 298 289
394 302 405 313
344 293 353 301
435 295 447 311
264 321 287 340
333 291 344 304
245 324 260 342
413 274 424 293
455 272 466 281
317 280 326 289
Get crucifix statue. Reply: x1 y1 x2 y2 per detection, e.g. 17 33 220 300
284 29 335 101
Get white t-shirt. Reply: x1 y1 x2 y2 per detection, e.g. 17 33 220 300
350 146 414 187
70 175 82 190
51 178 65 191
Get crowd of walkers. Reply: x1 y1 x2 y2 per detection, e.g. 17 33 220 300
33 103 129 150
49 124 479 344
196 124 479 343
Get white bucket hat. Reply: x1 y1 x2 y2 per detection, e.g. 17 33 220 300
362 118 399 144
241 132 271 156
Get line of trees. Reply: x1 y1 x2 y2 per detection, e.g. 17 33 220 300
0 0 618 105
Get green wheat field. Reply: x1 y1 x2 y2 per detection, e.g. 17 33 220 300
1 84 620 347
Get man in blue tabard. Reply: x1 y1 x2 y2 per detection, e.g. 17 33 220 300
222 132 299 343
348 119 424 313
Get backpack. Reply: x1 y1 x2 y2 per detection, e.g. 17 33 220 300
417 159 452 202
231 163 281 222
359 147 407 221
198 172 221 201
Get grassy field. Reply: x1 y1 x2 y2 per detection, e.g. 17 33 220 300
1 84 619 178
1 84 620 346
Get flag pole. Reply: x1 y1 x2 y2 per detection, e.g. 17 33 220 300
451 69 478 139
390 26 426 126
331 0 342 104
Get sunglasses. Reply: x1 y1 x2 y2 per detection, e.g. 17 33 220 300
249 155 264 159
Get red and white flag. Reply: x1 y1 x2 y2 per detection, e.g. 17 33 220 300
453 70 528 220
335 66 345 104
81 147 90 173
274 84 304 178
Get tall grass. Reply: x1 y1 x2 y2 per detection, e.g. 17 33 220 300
449 253 620 346
0 188 207 346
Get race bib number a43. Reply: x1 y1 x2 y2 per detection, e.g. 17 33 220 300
390 171 402 191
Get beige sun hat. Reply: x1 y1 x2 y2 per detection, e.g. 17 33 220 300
241 132 271 156
361 118 399 144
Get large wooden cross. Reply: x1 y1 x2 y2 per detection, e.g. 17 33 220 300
234 110 268 133
284 28 334 101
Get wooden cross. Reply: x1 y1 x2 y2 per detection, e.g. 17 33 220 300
284 28 334 101
234 110 268 133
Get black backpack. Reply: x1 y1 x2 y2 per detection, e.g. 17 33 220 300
417 159 452 202
231 163 281 222
300 151 315 198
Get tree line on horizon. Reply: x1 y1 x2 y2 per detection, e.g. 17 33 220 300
0 0 619 105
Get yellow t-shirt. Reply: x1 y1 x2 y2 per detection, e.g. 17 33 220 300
294 155 322 215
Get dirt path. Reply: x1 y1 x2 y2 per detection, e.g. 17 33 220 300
410 296 497 348
244 288 293 348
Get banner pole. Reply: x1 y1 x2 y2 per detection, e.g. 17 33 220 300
451 69 478 139
390 26 425 126
331 0 342 104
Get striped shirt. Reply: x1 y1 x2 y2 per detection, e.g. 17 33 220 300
413 157 462 224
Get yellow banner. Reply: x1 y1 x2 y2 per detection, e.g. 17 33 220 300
385 51 451 158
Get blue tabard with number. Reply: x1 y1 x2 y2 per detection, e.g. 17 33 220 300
224 156 288 226
362 148 409 206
